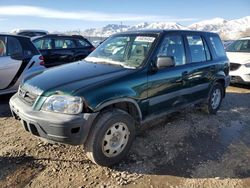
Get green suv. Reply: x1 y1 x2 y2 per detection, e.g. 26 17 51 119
10 30 230 166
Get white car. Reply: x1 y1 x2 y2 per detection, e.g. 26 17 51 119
0 34 45 95
226 37 250 84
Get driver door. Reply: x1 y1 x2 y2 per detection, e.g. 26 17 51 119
0 36 23 90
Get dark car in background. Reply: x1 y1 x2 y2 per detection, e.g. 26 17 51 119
32 34 95 67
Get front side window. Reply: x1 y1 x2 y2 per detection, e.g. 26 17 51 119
226 39 250 53
210 36 226 57
0 36 7 57
156 35 186 66
85 35 156 68
34 38 52 50
55 39 76 49
187 35 208 63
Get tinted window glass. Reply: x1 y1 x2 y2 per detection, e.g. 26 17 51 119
187 35 207 63
226 39 250 53
55 39 76 49
0 36 7 57
7 37 22 56
210 36 226 57
156 35 186 66
34 38 52 50
77 39 91 47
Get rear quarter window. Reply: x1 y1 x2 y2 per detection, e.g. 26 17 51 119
7 37 22 56
77 39 92 48
209 36 226 57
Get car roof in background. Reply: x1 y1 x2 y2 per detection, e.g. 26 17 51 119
31 34 88 40
11 29 49 34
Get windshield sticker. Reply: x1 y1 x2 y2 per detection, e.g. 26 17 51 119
135 36 155 43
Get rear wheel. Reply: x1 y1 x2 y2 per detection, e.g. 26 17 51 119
84 109 135 166
205 83 224 114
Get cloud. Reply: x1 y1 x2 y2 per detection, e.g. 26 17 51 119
0 5 197 22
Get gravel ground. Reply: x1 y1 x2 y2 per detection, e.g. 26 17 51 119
0 85 250 188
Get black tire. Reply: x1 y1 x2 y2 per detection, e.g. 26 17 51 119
205 82 224 114
84 109 136 166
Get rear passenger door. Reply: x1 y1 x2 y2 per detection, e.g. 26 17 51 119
0 36 23 90
183 34 213 102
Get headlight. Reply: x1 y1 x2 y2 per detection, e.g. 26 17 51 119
41 95 83 115
245 63 250 68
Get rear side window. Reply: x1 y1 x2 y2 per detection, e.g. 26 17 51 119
55 39 76 49
209 36 226 57
156 35 186 66
0 36 7 56
77 39 91 47
7 37 22 56
187 35 211 63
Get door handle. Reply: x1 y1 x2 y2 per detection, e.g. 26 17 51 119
210 66 216 71
182 71 189 78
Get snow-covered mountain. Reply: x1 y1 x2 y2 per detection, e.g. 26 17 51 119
189 16 250 39
67 16 250 40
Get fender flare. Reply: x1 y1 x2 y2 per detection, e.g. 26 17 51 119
94 98 142 121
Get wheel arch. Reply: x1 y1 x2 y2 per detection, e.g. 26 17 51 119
94 98 142 126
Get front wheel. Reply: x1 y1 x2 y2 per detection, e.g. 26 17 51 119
205 83 224 114
84 109 135 166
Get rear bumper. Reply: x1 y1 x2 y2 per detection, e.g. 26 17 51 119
9 94 98 145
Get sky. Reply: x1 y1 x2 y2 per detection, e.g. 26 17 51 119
0 0 249 32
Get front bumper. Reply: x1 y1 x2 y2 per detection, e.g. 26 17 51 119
230 66 250 84
9 94 98 145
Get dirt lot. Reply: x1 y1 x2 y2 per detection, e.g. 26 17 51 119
0 85 250 188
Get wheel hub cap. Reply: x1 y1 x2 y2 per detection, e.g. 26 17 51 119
102 122 130 157
211 88 221 109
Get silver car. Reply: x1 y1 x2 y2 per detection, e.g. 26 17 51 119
0 34 45 95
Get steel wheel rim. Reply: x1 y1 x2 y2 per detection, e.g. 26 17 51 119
211 88 221 109
102 122 130 157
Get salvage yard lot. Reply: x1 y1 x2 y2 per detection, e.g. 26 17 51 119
0 85 250 188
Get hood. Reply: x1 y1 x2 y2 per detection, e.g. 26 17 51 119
22 61 134 96
226 52 250 64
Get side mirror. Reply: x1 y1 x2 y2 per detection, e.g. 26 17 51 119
157 56 175 69
10 52 23 60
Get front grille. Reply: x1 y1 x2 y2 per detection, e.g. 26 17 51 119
230 63 241 71
18 87 38 106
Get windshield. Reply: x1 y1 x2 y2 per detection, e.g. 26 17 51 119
226 39 250 53
85 35 156 68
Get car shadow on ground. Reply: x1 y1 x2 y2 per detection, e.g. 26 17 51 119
0 154 92 187
0 94 14 118
0 155 44 188
113 90 250 179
